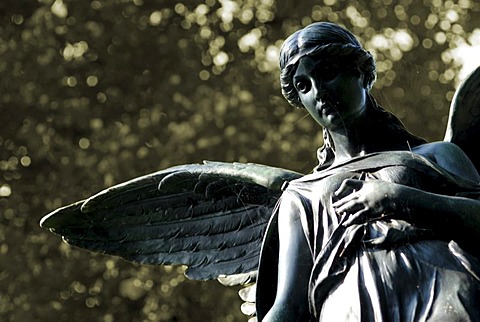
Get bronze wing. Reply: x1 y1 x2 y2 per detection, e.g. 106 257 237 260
40 161 302 281
444 66 480 173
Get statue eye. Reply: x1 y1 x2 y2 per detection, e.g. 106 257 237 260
295 79 311 93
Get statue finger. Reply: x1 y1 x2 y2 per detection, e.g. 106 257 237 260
334 179 364 198
332 188 361 209
333 197 353 213
342 207 369 226
333 197 361 215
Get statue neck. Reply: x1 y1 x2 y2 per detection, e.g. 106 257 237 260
329 120 374 165
328 114 412 166
316 94 425 171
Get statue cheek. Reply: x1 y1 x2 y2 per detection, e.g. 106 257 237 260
328 77 351 95
301 94 316 110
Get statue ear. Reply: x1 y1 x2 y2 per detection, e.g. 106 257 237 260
294 94 305 109
361 72 373 90
357 72 368 90
352 67 368 89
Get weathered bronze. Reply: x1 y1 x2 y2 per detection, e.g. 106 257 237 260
41 22 480 321
257 22 480 321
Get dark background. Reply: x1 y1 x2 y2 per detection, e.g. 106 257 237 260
1 0 479 321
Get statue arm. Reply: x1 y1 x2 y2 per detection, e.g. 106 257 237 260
398 142 480 234
412 141 480 183
396 184 480 234
333 144 480 234
263 192 313 321
333 178 480 236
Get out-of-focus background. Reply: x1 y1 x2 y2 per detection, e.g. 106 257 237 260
1 0 479 321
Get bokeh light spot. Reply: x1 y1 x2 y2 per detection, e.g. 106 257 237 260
149 11 162 25
20 156 31 167
86 75 98 87
0 184 11 197
213 51 229 66
79 138 90 149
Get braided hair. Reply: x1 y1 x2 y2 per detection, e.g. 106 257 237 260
279 22 426 170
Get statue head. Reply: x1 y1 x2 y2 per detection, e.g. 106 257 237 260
279 22 376 109
279 22 425 170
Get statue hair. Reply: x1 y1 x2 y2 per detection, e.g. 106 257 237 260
279 22 426 170
280 23 376 108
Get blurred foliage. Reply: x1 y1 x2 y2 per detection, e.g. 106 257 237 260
1 0 479 321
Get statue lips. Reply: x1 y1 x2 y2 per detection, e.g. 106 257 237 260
318 101 336 117
316 90 336 117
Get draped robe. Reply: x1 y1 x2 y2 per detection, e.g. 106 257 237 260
256 151 480 321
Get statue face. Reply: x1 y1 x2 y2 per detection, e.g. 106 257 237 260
293 55 367 130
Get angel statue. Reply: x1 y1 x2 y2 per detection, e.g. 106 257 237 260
41 22 480 321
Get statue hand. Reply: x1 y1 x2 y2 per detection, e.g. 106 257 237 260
332 179 402 226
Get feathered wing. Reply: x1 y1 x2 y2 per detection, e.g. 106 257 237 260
444 66 480 172
40 161 302 281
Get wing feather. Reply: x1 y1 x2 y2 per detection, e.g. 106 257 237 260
40 161 302 281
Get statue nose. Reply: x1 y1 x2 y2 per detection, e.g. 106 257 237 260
313 80 323 101
314 85 328 102
312 79 328 102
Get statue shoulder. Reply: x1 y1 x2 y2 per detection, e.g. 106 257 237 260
412 142 480 183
